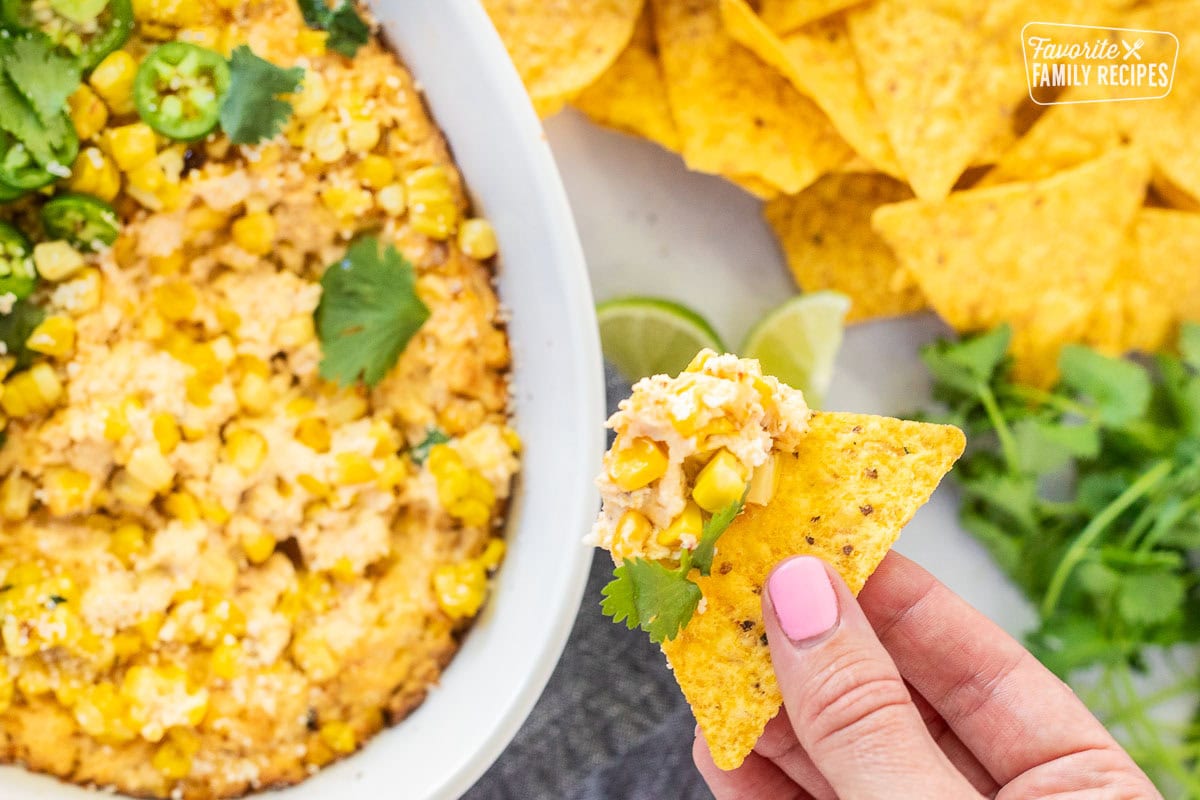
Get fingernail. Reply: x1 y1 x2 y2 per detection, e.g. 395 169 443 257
767 556 839 644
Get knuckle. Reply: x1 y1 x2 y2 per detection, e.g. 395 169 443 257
1010 744 1161 799
800 652 913 751
938 645 1029 726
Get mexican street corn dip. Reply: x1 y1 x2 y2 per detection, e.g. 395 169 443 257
0 1 519 797
590 350 811 566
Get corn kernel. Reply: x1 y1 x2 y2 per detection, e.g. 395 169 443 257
1 472 34 520
345 118 380 153
276 314 315 347
152 280 198 322
54 268 103 314
241 528 275 565
404 166 458 239
376 182 406 216
658 501 703 547
66 145 121 200
26 315 77 359
295 418 331 453
297 473 330 498
291 632 337 680
692 449 747 513
209 641 240 680
223 429 268 474
355 154 395 189
126 444 175 493
89 51 139 115
325 390 367 424
334 452 376 485
43 467 93 516
611 509 653 562
376 454 408 491
111 522 148 565
479 538 506 570
235 371 274 415
68 85 109 141
110 469 157 507
151 728 201 779
306 119 346 163
106 123 158 172
33 241 85 281
607 436 668 492
164 491 200 524
231 212 276 256
297 28 327 56
746 452 781 506
320 184 372 219
151 413 182 455
432 561 487 619
457 219 498 260
2 363 64 417
291 70 329 118
319 720 357 754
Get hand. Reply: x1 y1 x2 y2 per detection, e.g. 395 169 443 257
693 552 1161 799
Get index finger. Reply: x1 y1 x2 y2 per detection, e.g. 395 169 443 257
858 552 1129 785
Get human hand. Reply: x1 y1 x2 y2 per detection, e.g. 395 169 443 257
694 552 1161 799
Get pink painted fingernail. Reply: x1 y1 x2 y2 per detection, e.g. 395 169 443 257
767 556 839 644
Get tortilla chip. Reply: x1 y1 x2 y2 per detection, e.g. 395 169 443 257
1089 208 1200 355
1123 2 1200 208
483 0 644 117
720 1 901 176
653 0 853 194
758 0 864 34
847 0 1024 200
573 7 682 152
872 147 1149 386
727 173 783 200
662 411 965 770
764 173 923 322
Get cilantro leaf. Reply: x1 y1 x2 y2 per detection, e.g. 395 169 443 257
0 70 57 165
1179 322 1200 372
1013 418 1098 475
0 299 47 369
920 325 1011 395
601 558 703 644
409 428 449 465
295 0 369 58
316 236 429 387
1116 571 1186 627
219 46 304 145
3 35 81 126
691 493 746 576
1058 344 1150 426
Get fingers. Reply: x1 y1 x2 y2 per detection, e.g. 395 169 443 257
693 730 815 800
762 556 983 800
752 712 836 799
859 553 1147 788
908 684 999 796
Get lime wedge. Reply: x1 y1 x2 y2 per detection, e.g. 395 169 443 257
740 291 850 407
597 297 725 382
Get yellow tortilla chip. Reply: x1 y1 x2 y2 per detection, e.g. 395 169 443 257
978 89 1126 187
573 7 682 152
1089 209 1200 355
727 173 782 200
720 1 901 176
1123 2 1200 208
847 0 1024 200
764 172 923 322
758 0 864 34
483 0 644 117
872 147 1149 387
663 411 965 771
653 0 852 194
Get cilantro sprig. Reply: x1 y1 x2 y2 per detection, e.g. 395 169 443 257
219 46 304 146
602 494 746 644
296 0 370 58
923 323 1200 794
315 236 429 388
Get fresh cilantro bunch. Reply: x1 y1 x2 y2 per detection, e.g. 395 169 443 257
602 495 745 644
923 323 1200 792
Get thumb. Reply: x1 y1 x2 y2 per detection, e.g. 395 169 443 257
762 556 981 800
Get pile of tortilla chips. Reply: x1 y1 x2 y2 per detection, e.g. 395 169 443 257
485 0 1200 386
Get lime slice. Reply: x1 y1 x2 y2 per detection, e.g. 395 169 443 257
597 297 725 382
741 291 850 408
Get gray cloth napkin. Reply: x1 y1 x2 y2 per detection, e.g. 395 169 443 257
462 370 716 800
